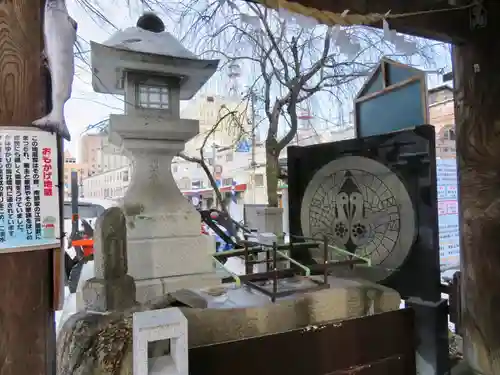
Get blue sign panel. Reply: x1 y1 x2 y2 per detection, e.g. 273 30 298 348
356 80 426 138
354 58 428 138
235 138 251 152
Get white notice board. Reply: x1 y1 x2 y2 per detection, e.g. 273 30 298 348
0 127 61 252
436 158 460 267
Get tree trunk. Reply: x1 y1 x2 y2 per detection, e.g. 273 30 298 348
200 161 228 214
0 1 54 374
453 6 500 373
265 141 280 208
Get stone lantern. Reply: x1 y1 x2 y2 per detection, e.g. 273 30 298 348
90 13 221 302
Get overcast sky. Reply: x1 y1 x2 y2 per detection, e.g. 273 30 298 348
65 1 140 158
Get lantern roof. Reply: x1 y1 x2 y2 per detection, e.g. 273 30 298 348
103 26 197 59
90 13 219 100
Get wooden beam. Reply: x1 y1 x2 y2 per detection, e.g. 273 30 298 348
0 1 54 375
267 0 473 43
452 1 500 373
370 7 471 44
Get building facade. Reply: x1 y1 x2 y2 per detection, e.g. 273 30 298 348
181 94 250 155
82 165 131 201
79 133 102 176
79 131 130 176
428 85 456 158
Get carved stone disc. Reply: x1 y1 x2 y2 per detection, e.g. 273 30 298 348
300 156 416 282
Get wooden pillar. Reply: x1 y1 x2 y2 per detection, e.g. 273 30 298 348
453 2 500 373
0 1 54 375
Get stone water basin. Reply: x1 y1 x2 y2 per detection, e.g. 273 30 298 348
57 276 401 375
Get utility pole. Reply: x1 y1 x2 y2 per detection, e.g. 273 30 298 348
0 1 54 375
250 90 257 204
211 142 218 208
79 168 85 198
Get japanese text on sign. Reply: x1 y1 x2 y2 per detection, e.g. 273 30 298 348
0 128 60 251
42 148 53 196
436 158 460 267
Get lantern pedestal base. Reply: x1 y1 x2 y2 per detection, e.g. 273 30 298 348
109 114 221 303
127 234 221 303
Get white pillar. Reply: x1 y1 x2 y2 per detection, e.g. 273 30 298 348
282 188 289 235
110 114 220 303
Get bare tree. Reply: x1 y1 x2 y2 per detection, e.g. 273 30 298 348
74 0 447 207
157 0 444 207
177 104 248 214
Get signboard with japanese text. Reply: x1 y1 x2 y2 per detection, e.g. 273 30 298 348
0 127 60 252
436 158 460 267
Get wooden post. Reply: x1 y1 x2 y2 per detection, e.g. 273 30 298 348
0 1 54 375
453 3 500 373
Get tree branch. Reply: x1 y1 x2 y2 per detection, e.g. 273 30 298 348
177 104 248 215
177 151 228 215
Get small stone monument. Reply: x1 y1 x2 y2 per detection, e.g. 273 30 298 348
82 207 137 312
133 307 188 375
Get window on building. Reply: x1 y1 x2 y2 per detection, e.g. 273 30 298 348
223 178 233 186
137 84 169 109
179 177 190 190
207 158 213 166
443 126 456 141
173 165 178 173
123 170 129 182
225 152 234 162
254 174 264 187
192 180 203 189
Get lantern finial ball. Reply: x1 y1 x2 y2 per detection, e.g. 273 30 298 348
137 12 165 33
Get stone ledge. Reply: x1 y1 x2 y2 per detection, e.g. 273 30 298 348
135 273 221 304
110 114 199 142
58 277 401 375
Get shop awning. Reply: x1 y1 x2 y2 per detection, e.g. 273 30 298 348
182 183 247 196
